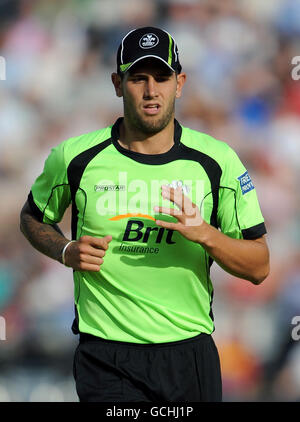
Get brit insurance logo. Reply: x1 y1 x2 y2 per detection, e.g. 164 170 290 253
139 33 159 49
94 172 205 255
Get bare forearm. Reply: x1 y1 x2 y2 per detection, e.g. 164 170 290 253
20 207 69 264
198 221 269 284
155 186 269 284
20 201 113 271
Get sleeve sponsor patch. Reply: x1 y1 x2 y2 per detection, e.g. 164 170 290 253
237 171 255 195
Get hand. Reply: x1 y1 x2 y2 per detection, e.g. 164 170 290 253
154 185 204 243
64 235 112 272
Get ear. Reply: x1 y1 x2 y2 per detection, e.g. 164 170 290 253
111 72 123 97
175 72 186 99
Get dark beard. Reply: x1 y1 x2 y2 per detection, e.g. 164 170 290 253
124 99 175 135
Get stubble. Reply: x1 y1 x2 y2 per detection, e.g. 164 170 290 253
124 96 175 135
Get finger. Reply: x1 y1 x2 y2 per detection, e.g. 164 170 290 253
155 219 178 230
78 263 101 272
74 242 106 259
161 186 185 211
80 254 104 266
161 186 195 216
80 235 112 250
89 248 106 258
153 206 183 220
92 235 113 250
88 246 106 258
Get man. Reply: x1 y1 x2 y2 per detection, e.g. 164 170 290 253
20 26 269 402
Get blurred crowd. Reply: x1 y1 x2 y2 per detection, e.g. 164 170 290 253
0 0 300 402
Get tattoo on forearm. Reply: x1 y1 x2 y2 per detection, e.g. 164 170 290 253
20 212 68 263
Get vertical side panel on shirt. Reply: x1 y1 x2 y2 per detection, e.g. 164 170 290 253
178 143 222 326
218 145 266 240
67 138 112 335
178 144 222 228
67 138 112 240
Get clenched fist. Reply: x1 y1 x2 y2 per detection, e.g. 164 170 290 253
63 235 112 272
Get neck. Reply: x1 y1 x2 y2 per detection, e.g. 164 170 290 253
118 116 175 154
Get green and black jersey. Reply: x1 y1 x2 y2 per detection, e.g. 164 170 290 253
28 118 266 343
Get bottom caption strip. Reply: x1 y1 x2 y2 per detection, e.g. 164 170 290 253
106 406 194 419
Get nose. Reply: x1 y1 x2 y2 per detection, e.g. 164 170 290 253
144 76 157 99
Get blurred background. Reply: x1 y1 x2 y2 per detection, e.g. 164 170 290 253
0 0 300 402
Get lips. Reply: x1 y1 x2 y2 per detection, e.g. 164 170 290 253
143 103 161 115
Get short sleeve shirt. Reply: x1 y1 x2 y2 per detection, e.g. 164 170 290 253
28 118 266 343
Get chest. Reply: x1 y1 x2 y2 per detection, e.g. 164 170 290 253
73 156 215 237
